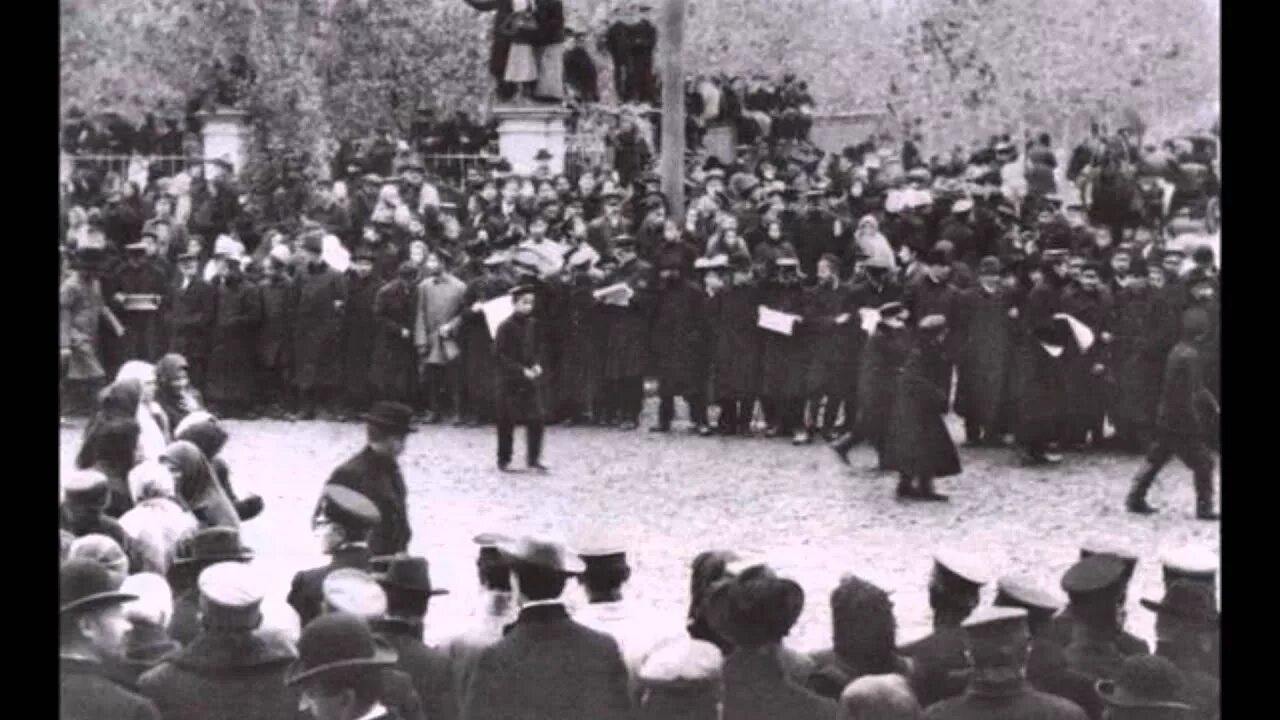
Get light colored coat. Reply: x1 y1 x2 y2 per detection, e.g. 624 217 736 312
414 273 467 365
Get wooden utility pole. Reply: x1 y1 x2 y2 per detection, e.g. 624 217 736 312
659 0 687 219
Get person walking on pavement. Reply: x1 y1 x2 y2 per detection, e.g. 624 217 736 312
493 285 550 473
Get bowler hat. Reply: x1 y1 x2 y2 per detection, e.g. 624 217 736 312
534 149 553 161
60 559 137 615
1140 581 1219 628
174 527 254 567
497 536 585 575
285 612 398 686
372 555 450 596
704 564 804 649
1096 655 1192 710
360 401 415 434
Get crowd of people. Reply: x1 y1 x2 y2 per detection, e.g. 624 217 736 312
60 394 1221 720
62 122 1220 509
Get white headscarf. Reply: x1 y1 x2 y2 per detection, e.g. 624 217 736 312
116 361 169 457
121 573 175 627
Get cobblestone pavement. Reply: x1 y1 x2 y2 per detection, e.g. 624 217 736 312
60 407 1219 652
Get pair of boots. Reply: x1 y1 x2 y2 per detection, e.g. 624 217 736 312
896 474 949 502
1126 462 1219 520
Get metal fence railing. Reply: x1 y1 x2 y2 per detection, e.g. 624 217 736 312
64 154 207 188
423 153 494 185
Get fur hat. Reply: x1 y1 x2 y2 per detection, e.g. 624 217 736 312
704 564 804 649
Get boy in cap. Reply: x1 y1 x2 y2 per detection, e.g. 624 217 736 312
291 485 383 627
287 613 401 720
460 536 633 720
293 231 349 419
900 550 989 707
320 401 416 555
60 560 161 720
138 562 299 720
493 285 550 472
370 556 457 720
1125 307 1219 520
923 608 1088 720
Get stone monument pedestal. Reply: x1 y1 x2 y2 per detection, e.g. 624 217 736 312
197 109 251 178
493 104 569 176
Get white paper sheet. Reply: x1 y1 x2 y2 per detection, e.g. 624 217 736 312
758 305 801 336
858 308 881 334
482 295 515 339
593 282 634 306
1054 312 1096 352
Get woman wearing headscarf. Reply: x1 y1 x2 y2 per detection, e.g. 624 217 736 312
78 414 142 519
174 411 263 521
155 353 205 430
119 460 199 574
115 361 171 459
158 440 239 529
76 377 143 468
851 215 897 272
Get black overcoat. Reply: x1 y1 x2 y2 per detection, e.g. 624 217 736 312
206 276 261 405
373 620 459 720
555 280 602 408
1061 285 1114 425
955 286 1016 430
803 282 858 397
922 682 1089 720
137 630 299 720
884 342 962 478
493 311 548 424
460 273 513 418
857 323 912 449
321 447 411 556
460 604 632 720
342 271 382 397
601 259 655 380
256 276 296 372
167 278 216 362
721 649 838 720
371 278 419 401
707 283 762 399
286 544 374 629
106 260 169 362
758 283 810 398
61 657 160 720
293 263 348 391
649 280 709 396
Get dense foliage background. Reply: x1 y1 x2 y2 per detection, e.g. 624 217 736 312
63 0 1219 179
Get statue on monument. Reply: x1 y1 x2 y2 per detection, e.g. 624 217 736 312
463 0 566 105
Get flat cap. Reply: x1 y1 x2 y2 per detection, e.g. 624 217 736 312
473 532 515 548
637 637 723 688
323 568 388 618
1061 555 1127 597
961 606 1029 639
934 549 991 587
498 535 585 575
319 485 382 531
199 561 264 609
1080 538 1139 577
994 576 1062 614
952 198 974 213
1159 546 1217 582
64 469 109 496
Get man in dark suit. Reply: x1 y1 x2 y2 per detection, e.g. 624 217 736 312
1143 582 1219 720
1059 555 1131 687
1048 541 1150 659
60 560 161 720
923 608 1088 720
900 550 990 708
291 485 382 627
166 248 216 391
1126 307 1219 520
460 536 632 720
371 556 458 720
318 402 415 555
286 612 403 720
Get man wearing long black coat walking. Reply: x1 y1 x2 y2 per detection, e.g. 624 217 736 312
206 252 261 418
884 315 961 502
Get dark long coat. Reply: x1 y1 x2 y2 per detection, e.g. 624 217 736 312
166 277 216 363
293 263 348 391
287 544 374 629
1061 286 1114 426
460 604 632 720
373 619 459 720
555 280 603 409
804 282 858 397
857 323 912 450
322 447 411 556
493 311 548 424
342 271 382 399
721 649 839 720
905 275 965 364
759 283 811 398
955 286 1016 430
461 0 515 86
884 341 962 478
61 657 160 720
602 259 655 380
106 260 169 362
256 275 296 373
372 278 419 400
137 630 299 720
649 280 709 396
205 276 261 405
707 283 762 399
922 681 1089 720
460 273 513 419
1015 339 1068 448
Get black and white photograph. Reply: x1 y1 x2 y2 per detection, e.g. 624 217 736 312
60 0 1221 718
